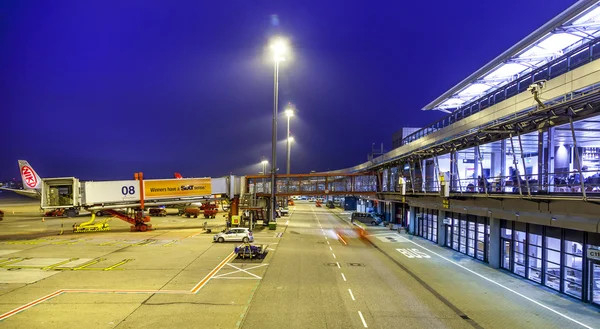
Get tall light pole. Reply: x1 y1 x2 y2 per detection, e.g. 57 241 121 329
269 37 288 222
261 160 268 193
285 107 294 175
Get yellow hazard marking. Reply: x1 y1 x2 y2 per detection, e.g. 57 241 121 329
51 239 80 245
42 258 80 270
71 258 106 270
102 259 134 271
4 240 47 245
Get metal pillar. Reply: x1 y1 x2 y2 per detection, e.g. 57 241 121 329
500 139 507 188
417 159 425 193
516 132 531 197
569 116 587 199
488 214 501 269
538 130 544 191
408 160 416 193
437 210 446 247
547 127 555 192
476 144 488 195
509 133 523 196
270 60 280 222
453 149 463 193
408 206 416 235
286 115 291 175
433 155 441 191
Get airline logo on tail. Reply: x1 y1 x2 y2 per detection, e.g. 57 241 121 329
22 166 38 188
18 160 41 190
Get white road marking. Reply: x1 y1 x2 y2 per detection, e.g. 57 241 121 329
332 253 336 259
358 311 368 328
341 273 347 281
324 236 328 240
396 248 431 259
395 235 594 329
326 241 330 245
348 289 356 301
329 246 333 251
336 262 340 268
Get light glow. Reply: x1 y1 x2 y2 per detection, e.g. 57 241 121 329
270 38 289 62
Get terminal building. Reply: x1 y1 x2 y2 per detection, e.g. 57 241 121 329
339 0 600 307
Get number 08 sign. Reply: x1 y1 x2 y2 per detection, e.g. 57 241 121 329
144 178 212 199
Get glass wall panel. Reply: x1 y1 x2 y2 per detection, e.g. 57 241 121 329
513 230 526 277
468 221 476 257
563 238 583 299
528 232 542 283
545 237 561 291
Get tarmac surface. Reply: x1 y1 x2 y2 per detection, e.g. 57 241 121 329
0 194 598 328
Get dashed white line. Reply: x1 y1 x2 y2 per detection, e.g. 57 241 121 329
332 253 336 259
358 311 368 328
348 289 356 301
341 273 347 281
329 246 333 251
326 241 330 245
336 262 340 268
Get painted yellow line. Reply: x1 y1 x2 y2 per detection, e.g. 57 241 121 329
190 252 235 293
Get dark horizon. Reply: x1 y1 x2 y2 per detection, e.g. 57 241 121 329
0 0 576 181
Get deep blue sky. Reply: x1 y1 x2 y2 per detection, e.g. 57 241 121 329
1 0 576 181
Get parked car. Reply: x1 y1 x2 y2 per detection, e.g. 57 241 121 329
0 210 4 220
351 212 383 226
213 228 254 243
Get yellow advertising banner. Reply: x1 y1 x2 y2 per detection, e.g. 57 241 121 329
144 178 212 198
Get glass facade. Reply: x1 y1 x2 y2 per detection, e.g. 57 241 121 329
499 220 600 303
444 212 489 262
415 207 438 243
410 208 600 306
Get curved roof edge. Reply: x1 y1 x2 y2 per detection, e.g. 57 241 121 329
421 0 597 111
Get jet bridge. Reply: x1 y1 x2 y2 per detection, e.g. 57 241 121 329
41 174 243 231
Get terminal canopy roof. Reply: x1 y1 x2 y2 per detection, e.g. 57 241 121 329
423 1 600 112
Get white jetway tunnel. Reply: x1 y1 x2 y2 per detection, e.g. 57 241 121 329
40 175 244 231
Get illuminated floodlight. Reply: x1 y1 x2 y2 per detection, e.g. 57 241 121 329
285 108 294 117
270 38 289 61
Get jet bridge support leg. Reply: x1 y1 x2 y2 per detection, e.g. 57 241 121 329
104 209 153 232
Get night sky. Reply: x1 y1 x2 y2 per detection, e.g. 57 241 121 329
1 0 576 181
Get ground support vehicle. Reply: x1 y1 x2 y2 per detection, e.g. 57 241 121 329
183 207 200 218
326 201 335 208
72 212 111 233
315 200 322 207
279 207 289 216
149 208 167 217
45 209 65 217
202 204 218 218
234 243 268 259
